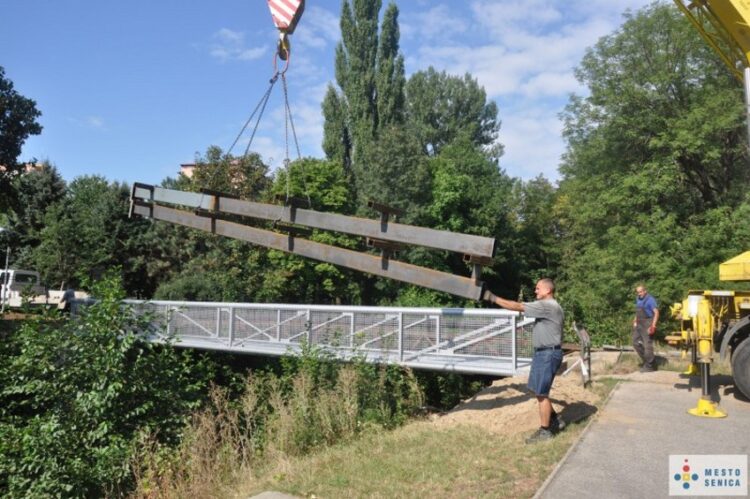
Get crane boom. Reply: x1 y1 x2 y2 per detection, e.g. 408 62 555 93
674 0 750 146
673 0 750 80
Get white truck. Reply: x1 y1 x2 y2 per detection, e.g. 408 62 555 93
0 269 84 310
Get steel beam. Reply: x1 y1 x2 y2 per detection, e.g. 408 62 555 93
132 203 485 300
132 184 495 258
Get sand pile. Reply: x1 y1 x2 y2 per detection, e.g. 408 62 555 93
432 352 612 436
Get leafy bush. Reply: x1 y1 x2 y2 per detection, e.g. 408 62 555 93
0 273 213 497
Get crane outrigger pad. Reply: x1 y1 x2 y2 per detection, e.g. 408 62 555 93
130 183 496 258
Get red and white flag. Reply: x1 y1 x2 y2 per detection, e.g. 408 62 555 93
267 0 305 33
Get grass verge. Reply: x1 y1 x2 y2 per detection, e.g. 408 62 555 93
233 376 621 499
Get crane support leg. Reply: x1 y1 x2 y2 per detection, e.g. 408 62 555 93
688 361 727 418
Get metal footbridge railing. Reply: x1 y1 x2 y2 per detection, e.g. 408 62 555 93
122 300 535 376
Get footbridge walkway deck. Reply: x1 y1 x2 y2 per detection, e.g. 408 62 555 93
121 300 535 376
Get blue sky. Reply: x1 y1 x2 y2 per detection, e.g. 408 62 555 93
2 0 654 186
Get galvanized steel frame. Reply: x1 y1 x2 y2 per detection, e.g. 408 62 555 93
124 300 534 376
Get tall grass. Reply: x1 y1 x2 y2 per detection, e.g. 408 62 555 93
131 348 424 498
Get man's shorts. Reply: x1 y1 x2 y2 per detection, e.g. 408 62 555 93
528 347 563 397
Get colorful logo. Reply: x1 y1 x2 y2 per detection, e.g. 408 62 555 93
673 458 699 490
670 454 747 496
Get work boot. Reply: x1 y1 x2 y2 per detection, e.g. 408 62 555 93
526 427 554 444
550 413 566 434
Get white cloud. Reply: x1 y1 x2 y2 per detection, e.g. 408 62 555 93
209 28 267 63
216 27 243 44
520 71 580 97
248 135 287 170
498 104 565 180
67 115 107 131
86 116 105 130
401 4 469 42
471 0 563 37
257 81 327 162
294 6 340 50
400 0 655 179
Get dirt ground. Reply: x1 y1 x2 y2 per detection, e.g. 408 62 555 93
432 351 622 436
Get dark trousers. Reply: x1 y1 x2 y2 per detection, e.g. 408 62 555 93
632 322 654 368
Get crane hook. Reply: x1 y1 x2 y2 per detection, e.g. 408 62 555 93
277 31 291 61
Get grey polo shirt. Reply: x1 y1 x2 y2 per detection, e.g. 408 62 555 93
523 298 564 349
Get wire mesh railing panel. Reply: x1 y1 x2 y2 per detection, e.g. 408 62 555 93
351 312 399 351
127 302 165 335
232 308 281 341
168 305 220 338
516 320 534 358
116 300 530 375
277 309 308 343
435 315 509 358
309 311 352 348
401 314 437 353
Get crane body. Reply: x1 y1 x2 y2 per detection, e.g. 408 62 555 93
669 0 750 414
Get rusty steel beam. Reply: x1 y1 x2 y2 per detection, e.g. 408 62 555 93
131 184 495 258
132 203 485 300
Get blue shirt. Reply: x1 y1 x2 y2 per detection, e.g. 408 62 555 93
635 294 658 318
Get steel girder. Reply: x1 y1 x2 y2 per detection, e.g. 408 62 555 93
131 184 495 257
131 202 486 300
130 184 496 300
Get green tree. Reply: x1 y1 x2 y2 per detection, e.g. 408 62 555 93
416 137 517 300
261 158 363 304
405 67 501 157
556 3 750 341
508 175 561 295
356 124 431 219
323 0 406 208
321 84 352 174
375 3 405 129
5 162 66 267
190 146 271 200
0 66 42 211
31 176 133 290
129 174 232 299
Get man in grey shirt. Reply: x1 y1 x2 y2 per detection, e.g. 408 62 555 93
484 278 565 443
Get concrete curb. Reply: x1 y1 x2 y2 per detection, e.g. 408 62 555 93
532 379 623 499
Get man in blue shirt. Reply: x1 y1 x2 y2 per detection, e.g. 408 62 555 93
633 284 659 372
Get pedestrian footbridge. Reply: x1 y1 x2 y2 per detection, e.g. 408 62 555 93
124 300 535 376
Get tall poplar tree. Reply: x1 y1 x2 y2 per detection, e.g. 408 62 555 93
322 0 406 206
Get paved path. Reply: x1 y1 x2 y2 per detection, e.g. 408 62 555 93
537 371 750 499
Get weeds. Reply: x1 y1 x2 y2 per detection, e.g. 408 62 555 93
131 346 425 497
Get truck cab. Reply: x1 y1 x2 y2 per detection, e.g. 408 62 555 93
0 269 49 308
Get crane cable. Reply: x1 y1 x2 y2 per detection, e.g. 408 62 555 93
202 1 309 217
224 46 311 227
280 70 308 208
226 71 279 158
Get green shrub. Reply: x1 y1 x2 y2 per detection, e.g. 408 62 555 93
0 272 213 497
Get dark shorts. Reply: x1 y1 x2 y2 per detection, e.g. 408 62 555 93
528 348 563 397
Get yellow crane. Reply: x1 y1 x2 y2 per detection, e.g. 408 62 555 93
670 0 750 417
674 0 750 144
